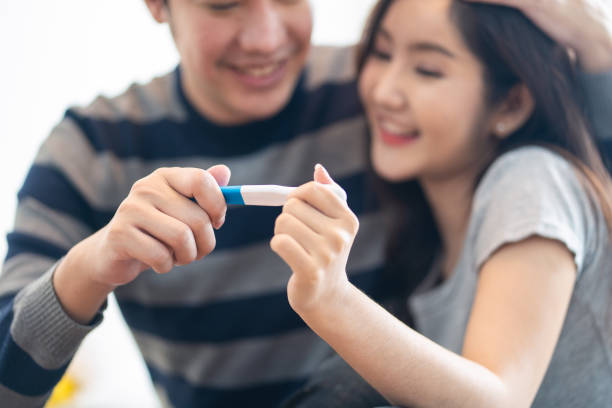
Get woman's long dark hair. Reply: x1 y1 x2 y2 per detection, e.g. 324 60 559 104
357 0 612 324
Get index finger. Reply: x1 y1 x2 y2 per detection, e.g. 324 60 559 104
163 167 227 228
290 181 349 220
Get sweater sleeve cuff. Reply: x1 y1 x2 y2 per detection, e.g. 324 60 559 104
10 262 106 370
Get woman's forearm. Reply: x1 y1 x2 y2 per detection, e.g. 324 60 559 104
298 283 513 408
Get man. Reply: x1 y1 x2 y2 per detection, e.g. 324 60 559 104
1 0 611 407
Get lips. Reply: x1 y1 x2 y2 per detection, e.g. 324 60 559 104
379 130 419 146
377 118 420 146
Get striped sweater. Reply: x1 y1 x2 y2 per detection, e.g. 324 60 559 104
2 45 612 407
0 46 390 407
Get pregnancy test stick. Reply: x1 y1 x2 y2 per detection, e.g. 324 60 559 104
220 185 347 206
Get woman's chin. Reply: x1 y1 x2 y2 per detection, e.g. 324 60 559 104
373 162 416 183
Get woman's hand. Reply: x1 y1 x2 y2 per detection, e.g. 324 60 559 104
465 0 612 72
270 164 358 315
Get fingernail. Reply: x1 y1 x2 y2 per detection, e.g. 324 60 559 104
315 163 331 177
215 215 226 230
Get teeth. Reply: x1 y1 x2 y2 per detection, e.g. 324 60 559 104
239 63 280 77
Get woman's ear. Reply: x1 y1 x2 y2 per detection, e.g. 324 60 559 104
144 0 170 24
489 84 535 140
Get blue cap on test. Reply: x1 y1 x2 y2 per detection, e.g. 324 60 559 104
220 186 245 205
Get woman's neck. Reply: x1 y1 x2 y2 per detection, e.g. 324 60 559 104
421 174 475 279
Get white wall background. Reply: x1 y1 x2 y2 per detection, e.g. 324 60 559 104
0 1 376 406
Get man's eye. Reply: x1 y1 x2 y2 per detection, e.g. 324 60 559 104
206 1 240 11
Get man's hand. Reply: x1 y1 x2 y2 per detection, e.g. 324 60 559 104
53 165 230 323
465 0 612 72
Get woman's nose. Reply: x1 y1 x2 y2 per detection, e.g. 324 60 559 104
372 66 407 111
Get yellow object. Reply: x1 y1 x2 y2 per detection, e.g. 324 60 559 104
45 375 79 407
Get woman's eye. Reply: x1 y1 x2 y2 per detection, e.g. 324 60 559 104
371 48 391 61
416 67 443 78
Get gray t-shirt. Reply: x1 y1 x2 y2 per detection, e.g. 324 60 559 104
409 146 612 407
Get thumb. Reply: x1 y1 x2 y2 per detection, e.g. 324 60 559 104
207 164 231 187
313 163 334 185
313 164 348 202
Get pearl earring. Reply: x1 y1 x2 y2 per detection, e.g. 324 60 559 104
496 123 506 133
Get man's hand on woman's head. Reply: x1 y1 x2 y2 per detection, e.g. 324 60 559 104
464 0 612 72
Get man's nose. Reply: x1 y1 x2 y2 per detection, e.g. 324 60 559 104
239 0 287 54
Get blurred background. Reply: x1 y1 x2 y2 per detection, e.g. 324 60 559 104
0 0 377 406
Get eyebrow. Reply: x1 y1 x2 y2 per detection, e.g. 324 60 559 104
377 27 456 59
410 42 456 58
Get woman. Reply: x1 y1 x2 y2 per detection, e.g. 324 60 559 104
271 1 612 406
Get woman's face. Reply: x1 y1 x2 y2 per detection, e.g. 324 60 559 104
359 0 498 183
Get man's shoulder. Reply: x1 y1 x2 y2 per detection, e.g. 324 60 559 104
69 68 186 124
305 45 358 90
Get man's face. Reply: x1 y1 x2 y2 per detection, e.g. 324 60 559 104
157 0 312 125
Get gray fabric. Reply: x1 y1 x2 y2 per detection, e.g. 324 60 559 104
281 353 388 408
409 146 612 406
132 327 332 388
11 265 103 370
12 198 93 252
0 254 57 298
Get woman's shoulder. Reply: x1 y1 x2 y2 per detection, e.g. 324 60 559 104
469 145 601 272
474 145 582 208
482 146 572 185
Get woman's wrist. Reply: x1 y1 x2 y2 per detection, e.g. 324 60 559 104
296 279 357 330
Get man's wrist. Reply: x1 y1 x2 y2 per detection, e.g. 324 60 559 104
52 246 114 325
574 31 612 73
578 46 612 73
